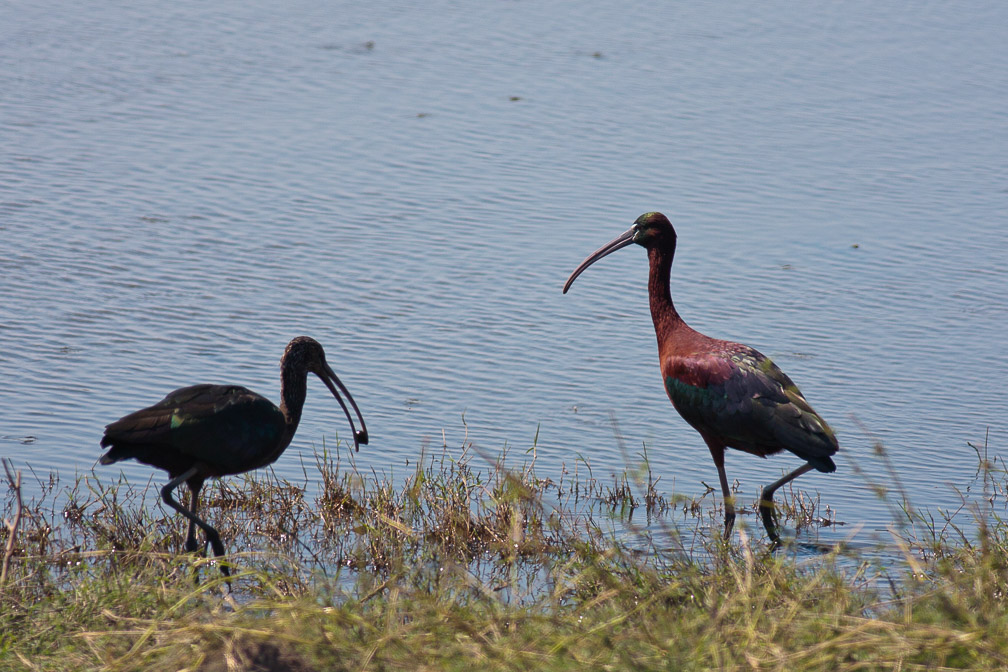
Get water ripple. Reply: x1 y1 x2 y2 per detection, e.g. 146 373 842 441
1 0 1006 547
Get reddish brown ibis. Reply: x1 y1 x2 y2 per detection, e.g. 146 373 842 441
563 212 838 543
99 336 368 575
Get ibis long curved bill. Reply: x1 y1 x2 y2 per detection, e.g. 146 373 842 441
562 226 637 293
320 363 369 451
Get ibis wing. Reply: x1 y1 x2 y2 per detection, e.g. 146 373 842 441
663 347 838 471
101 384 286 473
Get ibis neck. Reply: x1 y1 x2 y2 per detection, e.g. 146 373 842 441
278 366 309 447
648 245 684 336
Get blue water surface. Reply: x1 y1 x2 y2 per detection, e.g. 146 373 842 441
2 1 1006 551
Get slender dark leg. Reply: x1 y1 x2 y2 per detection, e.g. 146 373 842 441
184 480 202 553
161 467 230 578
704 438 735 539
759 462 815 544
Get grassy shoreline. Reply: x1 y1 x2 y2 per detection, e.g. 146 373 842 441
1 437 1006 671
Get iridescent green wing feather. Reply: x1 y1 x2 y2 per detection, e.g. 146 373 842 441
664 346 838 471
101 384 286 473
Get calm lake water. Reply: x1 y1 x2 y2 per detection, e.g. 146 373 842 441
2 1 1006 551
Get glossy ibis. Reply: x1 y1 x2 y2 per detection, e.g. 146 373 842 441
563 212 838 543
99 336 368 575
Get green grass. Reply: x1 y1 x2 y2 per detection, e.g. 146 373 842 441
1 434 1006 671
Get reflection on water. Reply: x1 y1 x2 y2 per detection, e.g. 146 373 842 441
2 1 1006 554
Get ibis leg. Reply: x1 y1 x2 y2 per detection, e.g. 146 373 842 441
184 480 203 553
161 467 230 578
704 438 735 539
759 462 816 544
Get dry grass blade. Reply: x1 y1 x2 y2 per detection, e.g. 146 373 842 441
1 433 1007 670
1 458 23 595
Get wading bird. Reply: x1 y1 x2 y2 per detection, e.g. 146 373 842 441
99 336 368 575
563 212 838 543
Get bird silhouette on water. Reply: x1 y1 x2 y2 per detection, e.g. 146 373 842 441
99 336 368 576
564 212 838 544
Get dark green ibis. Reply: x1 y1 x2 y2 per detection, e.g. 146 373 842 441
563 212 838 543
99 336 368 575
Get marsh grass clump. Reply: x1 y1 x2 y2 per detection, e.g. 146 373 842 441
1 432 1007 670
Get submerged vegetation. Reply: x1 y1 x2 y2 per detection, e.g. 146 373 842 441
0 430 1006 671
